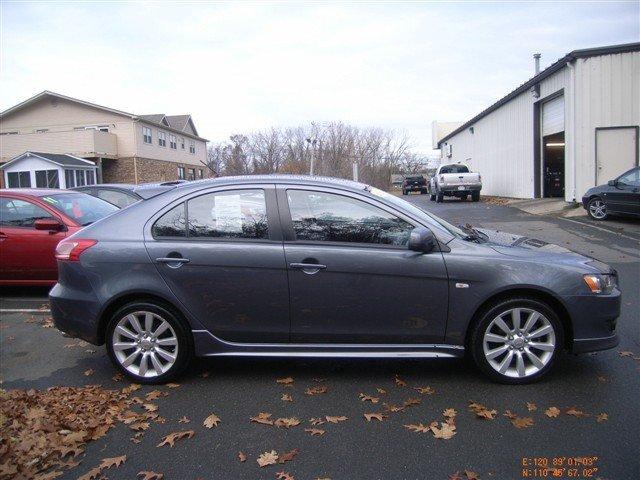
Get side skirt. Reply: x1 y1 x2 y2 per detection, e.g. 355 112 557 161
192 330 465 359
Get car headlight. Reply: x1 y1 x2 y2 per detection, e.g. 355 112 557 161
583 274 617 294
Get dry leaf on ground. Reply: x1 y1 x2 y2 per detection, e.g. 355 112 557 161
83 369 94 376
526 402 537 412
566 407 590 418
274 417 301 428
77 467 102 480
203 413 221 428
511 417 534 429
99 455 126 469
469 402 497 420
251 412 274 425
325 415 347 423
138 471 164 480
464 470 480 480
364 412 386 422
257 450 279 467
443 408 457 418
404 423 431 433
178 416 190 423
281 393 293 402
413 386 435 395
278 449 299 464
277 377 294 385
305 385 328 396
165 383 180 388
305 428 326 436
596 413 609 422
359 393 379 404
276 471 295 480
309 417 325 425
156 430 194 447
394 376 407 387
431 422 457 439
545 407 561 418
238 451 247 462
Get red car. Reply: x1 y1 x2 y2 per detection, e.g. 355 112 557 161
0 189 118 286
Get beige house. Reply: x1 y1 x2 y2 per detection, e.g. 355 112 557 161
0 91 210 186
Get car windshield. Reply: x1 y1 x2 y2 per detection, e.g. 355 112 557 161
40 193 119 226
405 176 423 181
440 165 469 174
369 187 467 239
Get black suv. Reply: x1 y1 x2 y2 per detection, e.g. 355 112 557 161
402 175 427 195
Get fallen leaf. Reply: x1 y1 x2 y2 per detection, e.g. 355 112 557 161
395 375 407 387
178 416 190 423
443 408 457 418
619 350 634 357
325 415 347 424
566 407 590 418
403 397 421 407
99 455 127 469
146 390 162 401
257 450 279 467
200 371 210 378
112 372 123 381
276 471 295 480
156 430 194 447
511 417 534 429
431 422 457 439
413 386 435 395
138 471 164 480
203 413 221 428
77 467 102 480
305 428 326 436
359 393 379 404
384 403 405 413
469 402 497 420
238 451 247 462
84 369 94 376
448 472 464 480
404 423 431 433
464 470 480 480
309 417 325 425
251 412 274 425
278 448 299 464
545 407 561 418
277 377 294 385
503 409 517 419
364 412 386 422
305 385 328 396
165 383 180 388
376 387 387 394
274 417 301 428
526 402 537 412
281 393 293 402
596 413 609 423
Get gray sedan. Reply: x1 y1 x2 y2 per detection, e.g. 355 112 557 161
50 175 620 384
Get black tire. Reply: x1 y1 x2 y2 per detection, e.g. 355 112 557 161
430 194 436 201
436 191 444 203
472 191 480 202
402 189 408 195
587 197 608 220
105 301 193 384
469 297 563 384
461 195 468 202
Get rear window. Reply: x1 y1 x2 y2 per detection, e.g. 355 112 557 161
440 165 469 174
41 193 119 226
405 176 424 181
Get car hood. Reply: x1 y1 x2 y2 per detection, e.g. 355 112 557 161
475 228 613 273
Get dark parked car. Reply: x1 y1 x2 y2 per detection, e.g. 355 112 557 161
0 189 118 286
50 175 620 385
72 181 186 208
402 175 428 195
582 166 640 220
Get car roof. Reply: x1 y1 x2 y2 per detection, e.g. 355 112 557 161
169 174 370 194
0 188 83 197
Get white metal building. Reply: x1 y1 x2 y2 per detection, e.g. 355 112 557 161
437 42 640 201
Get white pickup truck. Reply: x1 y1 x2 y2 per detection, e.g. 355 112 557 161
429 163 482 203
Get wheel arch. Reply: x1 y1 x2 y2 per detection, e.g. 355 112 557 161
464 287 573 351
97 291 191 345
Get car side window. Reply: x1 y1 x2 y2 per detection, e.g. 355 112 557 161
286 190 413 246
187 189 268 239
97 189 139 208
0 198 53 228
618 169 640 187
152 203 187 237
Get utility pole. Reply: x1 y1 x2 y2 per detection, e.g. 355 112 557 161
306 137 317 176
352 162 359 182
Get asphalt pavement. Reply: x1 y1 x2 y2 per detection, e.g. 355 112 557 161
1 194 638 480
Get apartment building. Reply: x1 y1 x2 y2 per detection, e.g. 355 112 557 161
0 91 210 187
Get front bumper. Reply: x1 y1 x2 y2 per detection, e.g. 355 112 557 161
565 289 621 354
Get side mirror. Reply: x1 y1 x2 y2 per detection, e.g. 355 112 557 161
408 227 437 254
607 180 617 186
34 218 64 232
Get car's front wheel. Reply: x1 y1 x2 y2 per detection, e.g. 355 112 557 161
587 197 608 220
470 298 562 384
106 301 192 384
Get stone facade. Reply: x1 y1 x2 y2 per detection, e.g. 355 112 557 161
101 157 213 184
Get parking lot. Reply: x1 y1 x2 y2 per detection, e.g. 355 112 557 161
1 195 639 480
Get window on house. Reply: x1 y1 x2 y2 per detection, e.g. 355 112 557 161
0 131 19 135
170 134 177 149
158 131 167 147
6 171 31 188
178 166 185 180
188 168 195 181
189 141 195 154
198 169 204 179
65 169 76 188
180 137 185 149
142 126 152 144
35 170 60 188
75 170 86 187
86 170 95 185
35 129 49 134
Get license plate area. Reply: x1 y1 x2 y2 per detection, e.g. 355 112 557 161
458 186 466 190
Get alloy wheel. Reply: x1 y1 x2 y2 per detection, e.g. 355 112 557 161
482 307 556 379
112 311 179 378
589 199 607 219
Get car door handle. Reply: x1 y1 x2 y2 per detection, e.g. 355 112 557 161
156 257 190 266
289 262 327 272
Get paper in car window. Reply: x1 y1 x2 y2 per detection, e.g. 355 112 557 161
42 197 60 205
213 194 243 233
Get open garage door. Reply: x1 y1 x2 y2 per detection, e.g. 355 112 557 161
541 95 565 197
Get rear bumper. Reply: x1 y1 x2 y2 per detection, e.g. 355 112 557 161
49 282 102 345
404 185 427 191
441 185 482 195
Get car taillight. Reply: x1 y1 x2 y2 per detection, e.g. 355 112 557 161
55 239 97 261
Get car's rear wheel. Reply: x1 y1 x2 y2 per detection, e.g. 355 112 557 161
402 189 408 195
587 197 608 220
430 194 436 201
470 298 562 384
472 191 480 202
106 301 192 384
436 191 444 203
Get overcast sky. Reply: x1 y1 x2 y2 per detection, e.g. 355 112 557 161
1 1 638 152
